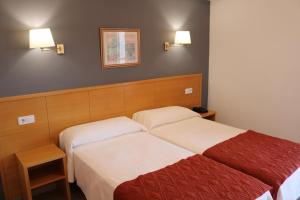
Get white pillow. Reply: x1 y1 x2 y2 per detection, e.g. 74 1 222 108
132 106 200 130
59 116 147 182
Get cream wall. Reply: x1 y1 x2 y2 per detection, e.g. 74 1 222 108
208 0 300 142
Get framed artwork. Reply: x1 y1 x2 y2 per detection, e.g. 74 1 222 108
100 28 141 69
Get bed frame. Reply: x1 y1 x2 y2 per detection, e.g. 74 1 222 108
0 73 202 200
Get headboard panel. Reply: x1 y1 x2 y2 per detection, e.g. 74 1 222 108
0 73 202 200
90 86 126 121
155 75 201 108
46 91 91 144
124 82 155 116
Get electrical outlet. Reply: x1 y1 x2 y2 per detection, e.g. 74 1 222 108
18 115 35 126
185 88 193 94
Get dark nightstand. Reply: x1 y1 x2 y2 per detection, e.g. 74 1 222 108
199 110 216 121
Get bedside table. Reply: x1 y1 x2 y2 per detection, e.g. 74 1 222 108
16 144 71 200
200 110 216 121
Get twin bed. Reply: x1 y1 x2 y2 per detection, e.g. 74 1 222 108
133 106 300 200
59 106 300 200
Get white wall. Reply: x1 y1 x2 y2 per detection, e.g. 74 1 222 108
209 0 300 142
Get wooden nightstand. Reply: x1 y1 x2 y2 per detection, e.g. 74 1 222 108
200 110 216 121
16 144 71 200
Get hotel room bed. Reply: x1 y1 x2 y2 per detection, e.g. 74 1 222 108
59 116 272 200
73 132 192 200
133 106 300 200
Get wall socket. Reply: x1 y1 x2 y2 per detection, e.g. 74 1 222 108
18 115 35 126
185 88 193 94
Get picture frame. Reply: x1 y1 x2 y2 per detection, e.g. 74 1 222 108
100 28 141 69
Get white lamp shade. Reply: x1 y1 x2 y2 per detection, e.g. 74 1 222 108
29 28 55 48
174 31 191 45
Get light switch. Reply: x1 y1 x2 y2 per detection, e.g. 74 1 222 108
185 88 193 94
18 115 35 126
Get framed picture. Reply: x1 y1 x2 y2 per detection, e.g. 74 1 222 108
100 28 141 69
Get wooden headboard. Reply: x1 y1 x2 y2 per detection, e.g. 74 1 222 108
0 73 202 200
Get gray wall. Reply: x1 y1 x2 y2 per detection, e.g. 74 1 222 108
0 0 210 106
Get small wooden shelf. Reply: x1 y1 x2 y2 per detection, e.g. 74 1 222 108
16 144 71 200
28 160 65 189
30 170 65 189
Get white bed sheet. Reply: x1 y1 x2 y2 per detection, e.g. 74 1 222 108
151 116 243 153
149 116 300 200
73 132 193 200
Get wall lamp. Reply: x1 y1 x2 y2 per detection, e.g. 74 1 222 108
164 31 191 51
29 28 64 55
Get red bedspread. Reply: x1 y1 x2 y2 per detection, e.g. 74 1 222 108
114 154 271 200
203 130 300 198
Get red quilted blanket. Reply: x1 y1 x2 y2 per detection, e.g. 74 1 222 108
203 130 300 199
114 154 271 200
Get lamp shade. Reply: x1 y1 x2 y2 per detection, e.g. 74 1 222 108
174 31 191 45
29 28 55 48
